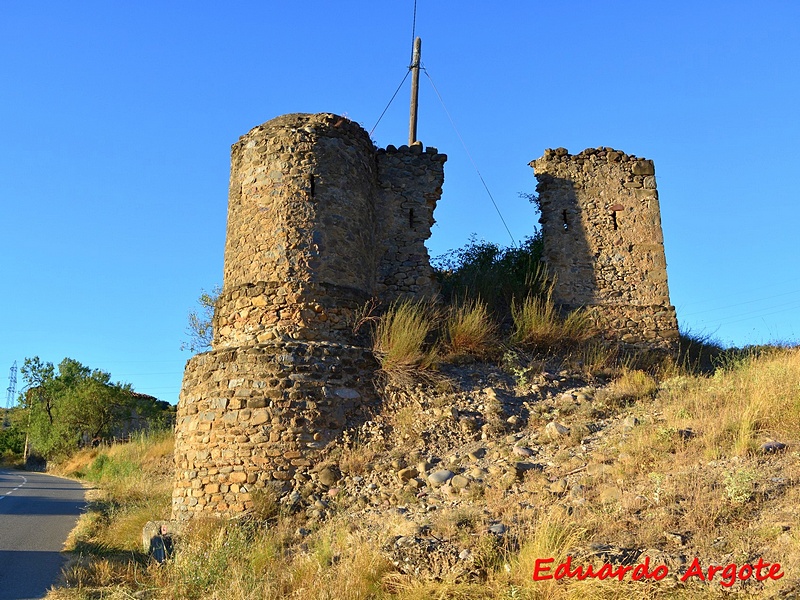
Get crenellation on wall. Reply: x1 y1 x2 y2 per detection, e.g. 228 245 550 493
531 147 679 348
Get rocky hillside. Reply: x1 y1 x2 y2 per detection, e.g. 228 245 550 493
51 348 800 599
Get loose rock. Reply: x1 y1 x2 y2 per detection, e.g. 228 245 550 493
428 470 455 487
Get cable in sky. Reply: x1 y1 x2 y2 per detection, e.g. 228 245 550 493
371 0 421 139
410 0 418 60
369 70 411 138
681 288 800 317
690 299 800 327
423 68 517 246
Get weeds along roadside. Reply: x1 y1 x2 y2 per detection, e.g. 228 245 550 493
47 431 174 598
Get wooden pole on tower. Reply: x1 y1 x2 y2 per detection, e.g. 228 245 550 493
408 36 422 145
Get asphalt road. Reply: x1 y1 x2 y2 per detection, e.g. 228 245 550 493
0 469 86 600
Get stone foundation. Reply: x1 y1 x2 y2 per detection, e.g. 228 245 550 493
172 341 377 518
585 304 680 348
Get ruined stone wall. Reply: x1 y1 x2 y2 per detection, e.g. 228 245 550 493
375 144 446 302
531 147 678 348
213 115 446 348
173 114 445 519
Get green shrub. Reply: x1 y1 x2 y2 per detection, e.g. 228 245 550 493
434 234 546 315
84 453 138 483
0 423 25 457
723 468 758 504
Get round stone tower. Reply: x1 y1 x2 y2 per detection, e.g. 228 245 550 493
172 113 446 519
215 113 379 347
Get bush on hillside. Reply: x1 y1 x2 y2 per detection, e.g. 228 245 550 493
443 298 498 360
510 292 596 351
433 233 546 315
0 423 25 460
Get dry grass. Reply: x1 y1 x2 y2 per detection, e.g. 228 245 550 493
654 348 800 459
48 350 800 600
339 441 379 476
444 298 498 359
597 368 658 407
49 432 174 599
511 293 596 351
373 299 439 374
157 516 392 599
574 341 621 377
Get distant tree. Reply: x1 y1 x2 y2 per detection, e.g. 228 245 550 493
0 413 25 457
20 357 168 459
182 286 221 354
20 357 55 425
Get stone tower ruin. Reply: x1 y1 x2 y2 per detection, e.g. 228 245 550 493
172 113 445 519
171 113 681 518
531 147 679 348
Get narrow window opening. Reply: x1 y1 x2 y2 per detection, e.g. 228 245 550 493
612 211 618 230
409 208 415 229
308 173 315 197
562 209 569 231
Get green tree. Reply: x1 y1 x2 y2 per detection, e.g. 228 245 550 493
433 233 546 315
20 356 168 459
0 415 25 457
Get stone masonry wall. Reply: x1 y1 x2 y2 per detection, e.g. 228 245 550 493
173 114 445 519
531 147 679 348
214 115 446 348
375 143 446 302
172 343 377 517
216 113 378 347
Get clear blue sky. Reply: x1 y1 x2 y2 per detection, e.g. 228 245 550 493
2 1 799 404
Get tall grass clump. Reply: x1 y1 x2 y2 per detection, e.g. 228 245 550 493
601 367 659 406
75 430 174 498
507 510 588 598
373 299 438 373
510 292 595 351
159 517 391 600
57 430 174 563
444 298 498 359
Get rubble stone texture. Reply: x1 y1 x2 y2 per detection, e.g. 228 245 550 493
531 147 679 348
172 113 445 519
173 114 681 520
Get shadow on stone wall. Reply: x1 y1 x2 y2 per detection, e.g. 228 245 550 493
536 174 599 308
